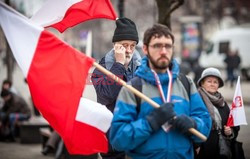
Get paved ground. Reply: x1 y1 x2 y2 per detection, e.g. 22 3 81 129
0 142 53 159
237 106 250 159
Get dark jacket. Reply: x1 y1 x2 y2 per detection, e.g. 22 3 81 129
1 93 31 117
91 49 141 159
91 49 141 112
196 102 239 159
224 54 241 69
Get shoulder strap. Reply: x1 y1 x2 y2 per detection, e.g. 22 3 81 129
130 77 142 113
178 73 190 98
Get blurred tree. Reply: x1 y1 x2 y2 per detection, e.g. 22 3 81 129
181 0 250 26
155 0 184 29
118 0 125 18
4 0 15 81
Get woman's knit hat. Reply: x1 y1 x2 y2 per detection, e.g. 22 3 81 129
112 17 139 44
197 67 224 88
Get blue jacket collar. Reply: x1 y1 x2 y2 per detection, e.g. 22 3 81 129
135 56 180 85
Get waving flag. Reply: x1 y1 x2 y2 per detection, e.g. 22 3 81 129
0 2 113 154
227 76 247 127
31 0 117 32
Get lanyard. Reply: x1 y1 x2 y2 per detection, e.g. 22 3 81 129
151 68 173 103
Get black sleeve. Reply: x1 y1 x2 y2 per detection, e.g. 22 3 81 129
1 103 8 112
91 58 126 106
232 126 240 140
223 102 240 140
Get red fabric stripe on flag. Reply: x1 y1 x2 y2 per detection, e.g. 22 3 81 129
227 102 235 127
27 30 93 135
0 2 109 154
69 121 108 154
26 30 108 154
226 113 234 127
50 0 117 32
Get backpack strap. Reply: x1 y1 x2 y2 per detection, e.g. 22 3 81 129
178 73 190 98
130 77 142 113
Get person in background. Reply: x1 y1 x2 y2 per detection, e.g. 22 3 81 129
42 129 99 159
1 79 18 95
109 24 211 159
195 67 240 159
91 17 141 159
41 130 61 156
0 89 31 141
224 49 241 88
24 78 40 116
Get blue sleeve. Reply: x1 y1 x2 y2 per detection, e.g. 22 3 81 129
189 84 212 143
109 87 153 151
91 58 126 106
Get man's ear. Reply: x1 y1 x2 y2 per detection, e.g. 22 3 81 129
143 45 148 56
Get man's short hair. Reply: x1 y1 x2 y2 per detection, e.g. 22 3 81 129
2 79 12 87
143 24 174 46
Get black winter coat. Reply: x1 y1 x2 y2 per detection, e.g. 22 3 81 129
196 102 240 159
91 50 141 113
91 50 141 159
92 58 127 112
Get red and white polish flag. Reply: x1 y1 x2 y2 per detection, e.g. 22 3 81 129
227 76 247 127
0 2 113 154
31 0 117 32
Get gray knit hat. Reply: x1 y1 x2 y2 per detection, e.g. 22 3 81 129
197 67 224 88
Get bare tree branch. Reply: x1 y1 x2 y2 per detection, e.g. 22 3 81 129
164 0 184 21
155 0 184 28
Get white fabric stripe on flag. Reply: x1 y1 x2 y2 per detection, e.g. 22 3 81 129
75 98 113 133
0 3 43 77
233 108 247 125
31 0 82 27
232 76 247 125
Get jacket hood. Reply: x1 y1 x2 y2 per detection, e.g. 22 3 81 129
104 49 141 71
135 57 180 85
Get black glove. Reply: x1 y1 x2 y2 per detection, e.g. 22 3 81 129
146 102 176 131
172 115 196 135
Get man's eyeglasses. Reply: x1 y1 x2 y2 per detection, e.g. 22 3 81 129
149 43 173 51
121 43 136 50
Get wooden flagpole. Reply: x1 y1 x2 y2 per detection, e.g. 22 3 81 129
93 62 207 141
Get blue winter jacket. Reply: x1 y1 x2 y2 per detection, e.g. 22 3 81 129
110 57 212 159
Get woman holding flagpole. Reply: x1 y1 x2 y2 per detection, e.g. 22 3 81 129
195 67 240 159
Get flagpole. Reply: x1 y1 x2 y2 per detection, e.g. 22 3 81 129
93 62 207 141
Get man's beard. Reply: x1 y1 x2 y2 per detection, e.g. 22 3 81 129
125 54 132 65
147 53 172 70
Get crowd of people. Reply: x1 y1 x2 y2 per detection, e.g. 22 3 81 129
0 17 245 159
90 18 244 159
